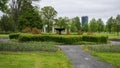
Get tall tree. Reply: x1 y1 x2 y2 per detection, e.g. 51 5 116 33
97 19 104 33
72 17 82 34
115 15 120 35
83 22 89 32
89 18 97 32
8 0 42 31
55 17 67 28
0 0 8 13
106 17 114 33
41 6 57 33
0 15 13 32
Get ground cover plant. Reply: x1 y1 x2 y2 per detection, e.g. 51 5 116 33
0 42 58 52
0 41 73 68
0 51 73 68
81 44 120 68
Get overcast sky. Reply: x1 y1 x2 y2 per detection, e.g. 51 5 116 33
33 0 120 22
0 0 120 23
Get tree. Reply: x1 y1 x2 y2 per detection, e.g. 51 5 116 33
72 17 82 33
82 22 89 32
89 18 97 32
115 15 120 35
97 19 104 33
0 15 14 32
106 17 114 33
8 0 42 32
41 6 57 33
0 0 8 13
18 3 43 31
55 17 67 28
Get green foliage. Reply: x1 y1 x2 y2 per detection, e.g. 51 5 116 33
89 18 98 32
0 0 8 12
82 35 108 43
81 45 120 68
18 34 82 44
97 19 104 32
0 51 73 68
16 34 108 44
82 45 120 53
0 42 58 52
82 22 89 32
72 17 82 31
0 15 14 32
9 33 20 39
0 34 9 39
41 6 57 32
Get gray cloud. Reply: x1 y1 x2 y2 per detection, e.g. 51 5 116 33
39 0 120 22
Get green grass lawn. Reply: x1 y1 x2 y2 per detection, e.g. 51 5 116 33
91 52 120 68
81 45 120 68
0 51 73 68
0 34 9 39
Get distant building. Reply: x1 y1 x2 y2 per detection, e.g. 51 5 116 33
81 16 88 26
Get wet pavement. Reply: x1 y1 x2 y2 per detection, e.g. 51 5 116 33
59 45 113 68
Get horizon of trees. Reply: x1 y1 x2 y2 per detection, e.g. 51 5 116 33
0 0 120 35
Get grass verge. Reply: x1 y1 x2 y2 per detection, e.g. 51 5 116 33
0 51 73 68
0 34 9 39
81 45 120 68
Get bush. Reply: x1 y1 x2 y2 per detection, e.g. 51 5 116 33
0 42 58 52
22 27 31 33
9 33 20 39
32 27 41 34
82 35 108 43
19 34 82 44
18 34 108 44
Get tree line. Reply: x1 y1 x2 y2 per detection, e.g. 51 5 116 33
0 0 120 35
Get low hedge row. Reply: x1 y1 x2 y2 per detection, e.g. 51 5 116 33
9 33 108 44
82 35 108 43
18 34 83 44
9 33 20 39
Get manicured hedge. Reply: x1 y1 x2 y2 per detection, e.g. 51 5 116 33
9 33 108 44
82 35 108 43
9 33 20 39
18 34 82 44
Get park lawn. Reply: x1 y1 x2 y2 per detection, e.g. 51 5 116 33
91 52 120 68
81 45 120 68
0 51 73 68
0 34 9 39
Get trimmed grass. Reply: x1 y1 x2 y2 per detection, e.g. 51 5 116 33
0 34 9 39
81 45 120 68
0 51 73 68
91 52 120 68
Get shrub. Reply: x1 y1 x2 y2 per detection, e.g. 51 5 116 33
87 32 93 35
32 27 41 34
9 33 20 39
18 34 108 44
82 35 108 43
22 27 31 33
0 42 58 52
19 34 82 44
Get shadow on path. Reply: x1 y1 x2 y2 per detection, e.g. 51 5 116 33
58 45 113 68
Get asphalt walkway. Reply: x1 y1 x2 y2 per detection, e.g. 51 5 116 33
59 45 113 68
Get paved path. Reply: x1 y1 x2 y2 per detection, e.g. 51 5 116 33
0 39 10 43
110 41 120 44
59 45 113 68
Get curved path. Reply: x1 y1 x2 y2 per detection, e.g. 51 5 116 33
59 45 113 68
